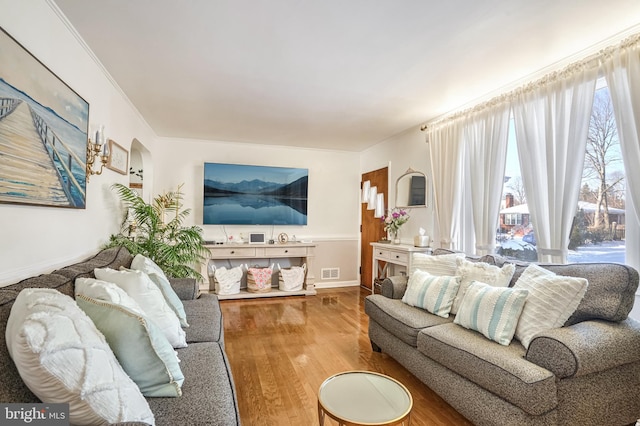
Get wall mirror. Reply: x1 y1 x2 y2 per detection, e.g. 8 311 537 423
395 168 427 208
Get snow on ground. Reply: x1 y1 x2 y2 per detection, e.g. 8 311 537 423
497 239 626 264
567 240 625 264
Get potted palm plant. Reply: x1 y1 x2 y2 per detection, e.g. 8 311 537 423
104 183 209 281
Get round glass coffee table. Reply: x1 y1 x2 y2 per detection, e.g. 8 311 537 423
318 371 413 426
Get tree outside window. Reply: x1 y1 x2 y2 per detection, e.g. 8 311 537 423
570 86 626 252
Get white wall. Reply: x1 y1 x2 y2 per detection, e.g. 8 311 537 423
152 137 362 287
360 126 437 245
0 1 158 285
153 138 359 239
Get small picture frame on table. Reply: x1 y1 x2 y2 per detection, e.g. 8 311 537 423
106 139 129 175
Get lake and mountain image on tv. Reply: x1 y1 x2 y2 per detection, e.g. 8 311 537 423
203 162 308 225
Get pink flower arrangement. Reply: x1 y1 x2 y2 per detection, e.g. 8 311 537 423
381 208 410 233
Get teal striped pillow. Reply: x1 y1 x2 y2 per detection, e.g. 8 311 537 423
402 270 461 318
454 281 529 345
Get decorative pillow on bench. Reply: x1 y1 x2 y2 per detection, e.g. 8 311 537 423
402 269 461 318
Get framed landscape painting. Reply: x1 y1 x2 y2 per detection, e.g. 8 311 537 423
0 26 89 209
203 162 308 225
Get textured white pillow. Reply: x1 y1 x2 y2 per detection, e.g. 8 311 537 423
454 281 529 346
410 252 465 277
513 264 589 348
130 254 189 327
75 278 184 397
451 257 515 315
5 288 154 425
402 270 461 318
94 267 187 348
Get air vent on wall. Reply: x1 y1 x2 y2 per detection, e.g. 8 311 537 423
321 267 340 280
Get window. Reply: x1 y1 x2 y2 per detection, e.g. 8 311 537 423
504 213 522 226
498 81 626 264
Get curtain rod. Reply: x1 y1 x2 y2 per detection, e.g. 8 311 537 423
421 30 640 132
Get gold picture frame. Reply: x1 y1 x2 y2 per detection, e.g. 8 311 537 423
106 139 129 175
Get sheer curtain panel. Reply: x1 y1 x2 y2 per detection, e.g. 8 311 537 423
512 66 597 263
427 123 464 250
464 104 511 255
603 37 640 270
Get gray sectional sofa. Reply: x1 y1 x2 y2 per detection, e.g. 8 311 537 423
0 246 240 426
365 251 640 426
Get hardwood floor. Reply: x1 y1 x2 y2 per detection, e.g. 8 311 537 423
220 287 473 425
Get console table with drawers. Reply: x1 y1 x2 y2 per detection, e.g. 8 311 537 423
202 242 316 299
370 242 431 294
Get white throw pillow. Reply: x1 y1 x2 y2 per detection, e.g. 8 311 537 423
130 254 189 327
513 264 589 348
75 278 184 397
451 257 515 315
5 288 155 425
94 267 187 348
410 252 465 277
454 281 529 346
402 269 461 318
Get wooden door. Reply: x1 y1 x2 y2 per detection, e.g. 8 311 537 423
360 167 388 290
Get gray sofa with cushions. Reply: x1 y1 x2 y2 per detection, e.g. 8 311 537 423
365 250 640 426
0 246 240 426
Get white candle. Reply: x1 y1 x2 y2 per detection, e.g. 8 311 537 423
95 125 105 145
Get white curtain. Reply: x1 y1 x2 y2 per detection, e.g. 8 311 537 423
602 39 640 271
427 123 464 250
458 164 475 254
512 66 598 263
463 103 511 255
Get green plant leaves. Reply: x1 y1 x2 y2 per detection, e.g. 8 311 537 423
103 184 210 281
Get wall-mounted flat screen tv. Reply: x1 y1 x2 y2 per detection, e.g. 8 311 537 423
203 162 308 225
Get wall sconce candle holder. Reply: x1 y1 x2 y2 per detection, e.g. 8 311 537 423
367 186 377 210
374 193 385 218
362 180 371 203
86 125 110 181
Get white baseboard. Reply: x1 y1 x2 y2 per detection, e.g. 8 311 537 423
314 280 360 289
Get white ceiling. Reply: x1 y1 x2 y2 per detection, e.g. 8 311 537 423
54 0 640 152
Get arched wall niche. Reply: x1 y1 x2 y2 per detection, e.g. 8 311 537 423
129 138 153 201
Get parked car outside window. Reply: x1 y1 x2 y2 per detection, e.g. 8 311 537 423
523 232 536 246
